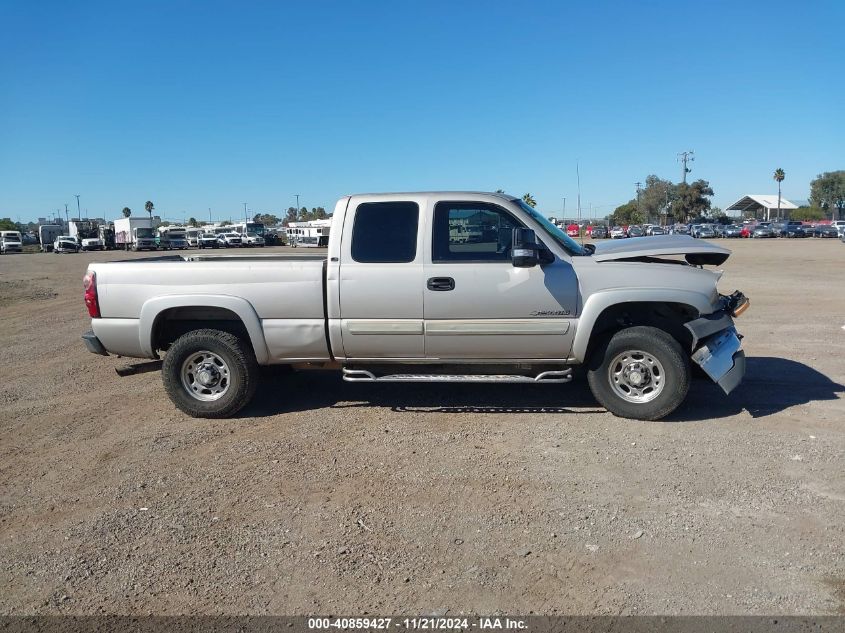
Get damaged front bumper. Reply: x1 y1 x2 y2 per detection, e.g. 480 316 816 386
690 326 746 394
685 292 748 395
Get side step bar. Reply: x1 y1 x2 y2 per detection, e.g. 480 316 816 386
342 368 572 384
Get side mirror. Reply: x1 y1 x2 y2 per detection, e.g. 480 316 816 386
512 227 539 268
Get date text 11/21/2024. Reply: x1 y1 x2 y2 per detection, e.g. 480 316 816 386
307 617 527 630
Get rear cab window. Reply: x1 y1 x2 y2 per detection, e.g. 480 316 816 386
351 201 419 263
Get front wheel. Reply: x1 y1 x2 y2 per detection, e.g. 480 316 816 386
587 326 690 421
162 329 259 418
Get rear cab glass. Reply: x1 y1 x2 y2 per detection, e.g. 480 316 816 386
351 201 419 263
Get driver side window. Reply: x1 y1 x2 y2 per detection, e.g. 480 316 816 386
432 202 522 262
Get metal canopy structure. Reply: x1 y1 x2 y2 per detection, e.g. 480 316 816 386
726 194 798 220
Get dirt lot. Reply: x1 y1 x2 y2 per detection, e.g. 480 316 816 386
1 239 844 615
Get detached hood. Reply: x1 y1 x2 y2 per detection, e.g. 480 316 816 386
590 235 730 266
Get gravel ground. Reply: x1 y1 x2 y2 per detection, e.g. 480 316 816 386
0 240 844 615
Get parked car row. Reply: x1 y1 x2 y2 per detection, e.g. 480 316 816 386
188 231 267 249
568 220 845 242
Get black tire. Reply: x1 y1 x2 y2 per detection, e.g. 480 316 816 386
162 328 259 418
587 326 690 421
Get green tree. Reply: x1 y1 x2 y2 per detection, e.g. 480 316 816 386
187 217 199 227
610 201 644 226
791 206 826 221
773 168 785 220
122 207 131 218
284 207 297 225
638 175 675 221
298 206 311 221
219 220 230 227
144 200 154 221
809 171 845 220
252 213 279 226
522 193 537 208
671 179 714 222
0 217 17 231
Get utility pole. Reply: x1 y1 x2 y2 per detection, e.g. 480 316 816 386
209 208 212 224
562 198 566 221
243 202 248 224
64 204 69 228
677 151 694 184
295 194 300 218
635 182 643 220
74 194 81 220
576 162 582 225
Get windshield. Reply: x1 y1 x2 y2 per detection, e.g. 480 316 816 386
136 228 154 238
246 222 265 236
515 200 585 255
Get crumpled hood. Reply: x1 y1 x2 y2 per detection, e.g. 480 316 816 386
590 235 731 266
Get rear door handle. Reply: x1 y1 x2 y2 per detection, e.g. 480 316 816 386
427 277 455 291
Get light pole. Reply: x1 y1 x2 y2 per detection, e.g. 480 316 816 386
64 204 69 228
209 208 212 224
295 194 300 217
243 202 248 224
74 194 81 220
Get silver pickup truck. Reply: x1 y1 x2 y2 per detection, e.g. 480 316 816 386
82 191 749 421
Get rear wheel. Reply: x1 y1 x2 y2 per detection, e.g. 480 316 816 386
162 329 259 418
587 326 690 421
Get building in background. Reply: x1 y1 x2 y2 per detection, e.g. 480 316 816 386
726 195 798 221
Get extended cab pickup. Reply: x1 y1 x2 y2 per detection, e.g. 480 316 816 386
82 192 749 420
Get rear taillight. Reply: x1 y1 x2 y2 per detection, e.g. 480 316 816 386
83 270 100 318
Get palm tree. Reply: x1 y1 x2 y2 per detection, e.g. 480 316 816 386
188 217 198 227
121 207 131 218
144 200 154 221
522 193 537 208
773 168 785 220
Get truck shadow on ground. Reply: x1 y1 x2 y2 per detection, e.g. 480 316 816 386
246 357 843 421
669 356 844 421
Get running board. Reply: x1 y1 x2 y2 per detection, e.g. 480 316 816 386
342 368 572 384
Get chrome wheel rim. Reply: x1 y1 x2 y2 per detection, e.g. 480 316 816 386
180 351 231 401
608 350 665 403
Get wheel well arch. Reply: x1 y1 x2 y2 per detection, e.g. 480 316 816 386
139 296 270 363
152 306 246 351
579 301 700 365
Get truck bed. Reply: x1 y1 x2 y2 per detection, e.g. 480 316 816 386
88 254 330 362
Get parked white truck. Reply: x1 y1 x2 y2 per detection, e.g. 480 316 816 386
157 226 189 250
39 225 63 252
69 220 105 251
1 230 23 254
114 217 158 251
82 192 748 421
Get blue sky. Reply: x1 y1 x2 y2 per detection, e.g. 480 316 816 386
1 0 842 223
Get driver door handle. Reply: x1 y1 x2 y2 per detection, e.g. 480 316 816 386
427 277 455 291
